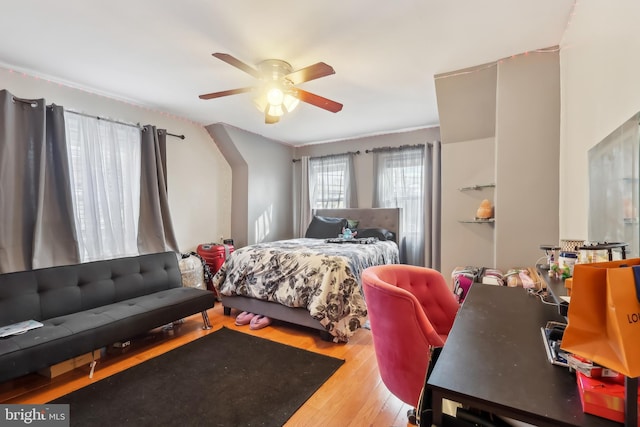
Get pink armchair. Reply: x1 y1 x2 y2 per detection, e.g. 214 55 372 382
361 264 460 423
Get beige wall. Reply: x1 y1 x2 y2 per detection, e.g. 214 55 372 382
560 1 640 242
0 67 232 253
206 123 294 248
437 50 560 277
441 138 496 278
494 51 560 270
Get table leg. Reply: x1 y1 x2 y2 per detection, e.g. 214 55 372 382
431 390 444 426
625 376 638 427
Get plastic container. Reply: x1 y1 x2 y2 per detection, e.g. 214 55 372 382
178 254 205 289
558 252 578 276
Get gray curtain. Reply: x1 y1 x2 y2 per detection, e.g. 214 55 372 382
0 90 79 273
345 153 358 208
293 156 311 237
425 141 442 270
373 143 441 268
137 126 179 254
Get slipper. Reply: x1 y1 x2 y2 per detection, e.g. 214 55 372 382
249 315 272 330
234 311 256 326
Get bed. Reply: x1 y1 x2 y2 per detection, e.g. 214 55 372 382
212 208 402 342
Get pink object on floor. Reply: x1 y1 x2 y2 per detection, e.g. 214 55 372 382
249 315 272 330
234 311 256 326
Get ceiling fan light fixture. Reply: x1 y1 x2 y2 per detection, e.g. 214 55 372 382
254 83 299 118
266 87 284 106
201 53 343 123
283 92 299 113
266 103 284 117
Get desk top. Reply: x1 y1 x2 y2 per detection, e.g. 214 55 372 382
539 266 569 302
427 284 617 427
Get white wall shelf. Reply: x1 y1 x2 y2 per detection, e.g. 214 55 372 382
458 183 496 191
458 218 495 224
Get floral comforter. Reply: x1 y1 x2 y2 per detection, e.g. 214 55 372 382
212 238 399 342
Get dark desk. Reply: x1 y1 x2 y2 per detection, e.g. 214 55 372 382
427 284 618 427
539 266 570 302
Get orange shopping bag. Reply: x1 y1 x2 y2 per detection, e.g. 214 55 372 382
561 258 640 378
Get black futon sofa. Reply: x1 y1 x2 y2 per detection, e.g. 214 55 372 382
0 251 215 383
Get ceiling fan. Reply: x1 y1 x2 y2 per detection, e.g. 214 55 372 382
199 53 343 124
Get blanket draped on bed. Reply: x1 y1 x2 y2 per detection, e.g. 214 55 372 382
212 238 399 342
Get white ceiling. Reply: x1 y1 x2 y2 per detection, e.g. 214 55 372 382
0 0 575 146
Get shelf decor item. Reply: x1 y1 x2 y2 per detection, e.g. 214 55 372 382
475 199 493 220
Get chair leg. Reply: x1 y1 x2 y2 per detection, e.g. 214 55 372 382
407 408 418 425
417 346 443 425
201 310 212 330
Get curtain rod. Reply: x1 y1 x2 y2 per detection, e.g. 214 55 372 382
365 143 426 153
11 95 40 108
65 109 140 128
64 110 186 140
10 97 186 140
292 150 360 163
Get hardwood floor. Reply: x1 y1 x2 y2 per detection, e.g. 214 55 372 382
0 303 414 426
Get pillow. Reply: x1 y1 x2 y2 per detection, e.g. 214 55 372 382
354 228 396 242
346 219 360 229
305 216 348 239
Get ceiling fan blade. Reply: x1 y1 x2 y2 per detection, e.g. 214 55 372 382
212 53 261 79
285 62 335 85
199 87 254 100
293 89 343 113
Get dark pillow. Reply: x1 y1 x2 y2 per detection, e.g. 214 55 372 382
305 216 348 239
354 228 396 242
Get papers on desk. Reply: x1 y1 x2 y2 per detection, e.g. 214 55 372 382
0 320 44 338
541 321 569 367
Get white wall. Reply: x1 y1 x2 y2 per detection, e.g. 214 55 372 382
0 67 231 253
560 1 640 241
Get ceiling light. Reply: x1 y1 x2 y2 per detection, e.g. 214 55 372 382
254 86 299 118
199 53 343 125
283 93 299 113
267 87 284 106
249 60 302 121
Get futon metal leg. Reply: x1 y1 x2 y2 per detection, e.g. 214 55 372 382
201 310 212 330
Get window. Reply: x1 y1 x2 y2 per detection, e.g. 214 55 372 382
374 145 425 265
64 112 141 262
308 154 355 209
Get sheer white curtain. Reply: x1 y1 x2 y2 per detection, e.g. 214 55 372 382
373 145 426 266
308 153 357 209
64 112 141 262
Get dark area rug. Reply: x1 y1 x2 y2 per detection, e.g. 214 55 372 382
52 327 344 426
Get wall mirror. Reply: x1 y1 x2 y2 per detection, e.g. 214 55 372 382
588 112 640 258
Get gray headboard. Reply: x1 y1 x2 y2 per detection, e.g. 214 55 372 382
313 207 402 242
